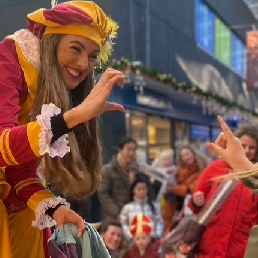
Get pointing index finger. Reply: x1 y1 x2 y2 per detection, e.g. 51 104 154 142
217 116 234 141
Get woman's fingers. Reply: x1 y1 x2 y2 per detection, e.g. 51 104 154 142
97 69 124 88
206 142 224 157
217 116 234 142
104 101 124 113
76 216 86 237
215 132 227 149
105 74 126 90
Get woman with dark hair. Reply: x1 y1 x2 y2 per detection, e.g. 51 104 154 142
120 175 164 244
98 137 139 222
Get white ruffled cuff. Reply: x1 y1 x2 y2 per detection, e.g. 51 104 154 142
32 196 70 230
36 103 70 158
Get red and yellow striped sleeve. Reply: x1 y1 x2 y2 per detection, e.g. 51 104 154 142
0 122 44 167
5 161 56 213
0 38 44 167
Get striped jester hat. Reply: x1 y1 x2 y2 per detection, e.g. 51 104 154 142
27 0 118 65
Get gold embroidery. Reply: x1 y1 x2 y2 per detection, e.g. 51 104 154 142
14 178 41 194
3 130 18 165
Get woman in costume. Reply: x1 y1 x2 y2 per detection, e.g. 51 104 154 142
0 1 124 257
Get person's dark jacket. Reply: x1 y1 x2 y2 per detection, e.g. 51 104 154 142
97 156 132 221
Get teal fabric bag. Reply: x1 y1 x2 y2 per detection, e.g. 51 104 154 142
49 222 111 258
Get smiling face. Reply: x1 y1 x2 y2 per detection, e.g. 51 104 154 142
102 225 122 251
180 148 195 165
239 135 258 162
57 35 100 90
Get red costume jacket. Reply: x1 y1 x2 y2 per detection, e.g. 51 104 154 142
0 29 69 227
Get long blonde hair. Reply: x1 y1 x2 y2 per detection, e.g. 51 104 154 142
30 34 102 199
177 145 208 171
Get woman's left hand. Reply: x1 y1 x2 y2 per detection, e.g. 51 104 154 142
53 205 85 237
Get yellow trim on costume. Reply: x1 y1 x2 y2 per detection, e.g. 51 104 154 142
15 41 38 100
0 129 17 165
27 122 42 157
0 168 10 200
0 200 12 258
44 24 103 47
14 178 42 195
3 130 18 165
27 189 56 212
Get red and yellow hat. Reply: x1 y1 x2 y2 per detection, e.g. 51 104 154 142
130 213 153 236
27 1 118 64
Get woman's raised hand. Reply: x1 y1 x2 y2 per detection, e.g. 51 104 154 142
207 116 254 171
64 68 125 128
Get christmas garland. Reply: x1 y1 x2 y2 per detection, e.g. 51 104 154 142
95 57 258 118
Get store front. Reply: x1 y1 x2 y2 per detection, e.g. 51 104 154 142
125 110 172 163
102 75 221 164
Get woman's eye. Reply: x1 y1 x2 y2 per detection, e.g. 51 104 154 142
90 55 98 60
71 46 81 53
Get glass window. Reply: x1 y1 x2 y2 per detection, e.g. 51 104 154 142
125 111 131 137
215 17 231 66
231 33 246 77
147 117 171 164
174 121 190 158
195 0 215 54
129 110 148 163
195 0 246 78
212 127 221 142
190 124 210 155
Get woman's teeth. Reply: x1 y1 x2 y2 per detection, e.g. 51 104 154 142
66 67 80 77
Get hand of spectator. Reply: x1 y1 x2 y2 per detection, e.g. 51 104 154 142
193 191 205 207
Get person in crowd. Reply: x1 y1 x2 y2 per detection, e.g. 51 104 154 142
193 124 258 258
101 220 125 258
206 117 258 257
162 145 208 235
151 149 178 211
120 174 164 244
98 138 138 222
123 213 160 258
0 1 125 257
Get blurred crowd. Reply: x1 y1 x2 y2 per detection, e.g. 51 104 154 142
43 124 258 258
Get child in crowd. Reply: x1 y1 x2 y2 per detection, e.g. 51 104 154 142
120 175 164 244
152 149 178 209
123 213 160 258
152 149 178 193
